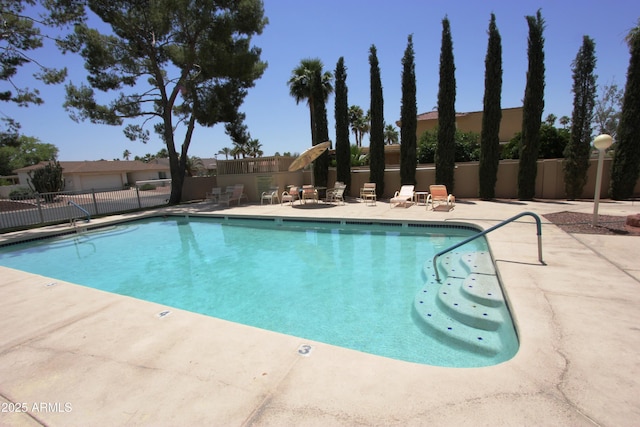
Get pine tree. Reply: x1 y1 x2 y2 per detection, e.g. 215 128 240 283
610 21 640 200
479 13 502 200
564 36 597 200
63 0 267 204
334 57 351 192
312 68 330 188
518 10 546 200
436 17 456 192
369 45 385 198
400 34 417 186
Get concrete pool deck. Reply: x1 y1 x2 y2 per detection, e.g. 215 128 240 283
1 198 639 426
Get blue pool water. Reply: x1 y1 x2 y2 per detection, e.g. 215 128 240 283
0 216 518 367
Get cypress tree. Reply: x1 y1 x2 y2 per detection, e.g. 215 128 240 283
518 10 546 200
564 36 597 200
479 13 503 200
400 34 417 186
369 45 385 198
436 16 456 192
312 68 330 188
334 57 351 193
610 22 640 200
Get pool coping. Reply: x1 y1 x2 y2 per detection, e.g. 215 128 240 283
1 198 639 425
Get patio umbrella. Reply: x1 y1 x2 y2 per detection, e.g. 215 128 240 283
288 141 331 186
288 141 331 172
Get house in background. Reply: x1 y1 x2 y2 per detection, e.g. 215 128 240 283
14 160 171 192
414 106 523 143
376 106 524 166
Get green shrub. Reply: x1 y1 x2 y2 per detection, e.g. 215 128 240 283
27 161 65 202
139 183 156 191
9 187 34 200
417 128 480 163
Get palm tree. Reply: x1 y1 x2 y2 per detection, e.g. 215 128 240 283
246 138 263 157
350 144 368 166
384 124 399 145
288 58 334 141
232 140 248 158
122 149 131 160
217 147 231 160
231 145 243 159
348 105 370 147
184 155 204 177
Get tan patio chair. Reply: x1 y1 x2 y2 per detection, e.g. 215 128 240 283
301 185 318 203
390 185 414 208
281 186 300 206
360 182 376 205
426 185 455 211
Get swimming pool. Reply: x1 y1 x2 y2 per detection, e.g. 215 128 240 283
0 215 518 367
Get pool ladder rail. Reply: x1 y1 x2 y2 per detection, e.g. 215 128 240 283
68 201 91 226
432 211 545 283
414 212 546 361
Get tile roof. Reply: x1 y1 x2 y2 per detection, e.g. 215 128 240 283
416 106 523 121
416 111 470 121
14 160 170 174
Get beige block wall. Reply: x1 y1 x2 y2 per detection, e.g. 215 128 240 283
193 157 640 202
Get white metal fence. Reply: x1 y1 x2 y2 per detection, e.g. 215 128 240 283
0 185 170 232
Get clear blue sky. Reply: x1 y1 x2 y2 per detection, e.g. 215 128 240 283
4 0 639 161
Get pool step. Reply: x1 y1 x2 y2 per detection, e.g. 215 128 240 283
434 250 496 279
436 277 503 331
415 250 517 358
414 284 502 357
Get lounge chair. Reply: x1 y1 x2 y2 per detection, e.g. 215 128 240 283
360 182 376 205
281 186 300 205
261 186 280 204
390 185 414 208
325 183 346 204
205 187 221 203
301 185 318 203
220 184 247 207
427 185 455 211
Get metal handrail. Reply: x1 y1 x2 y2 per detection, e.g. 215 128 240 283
68 201 91 222
432 211 545 282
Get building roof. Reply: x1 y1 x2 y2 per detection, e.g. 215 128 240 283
416 106 523 121
13 160 170 174
416 111 469 121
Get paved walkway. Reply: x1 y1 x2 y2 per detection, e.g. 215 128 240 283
0 198 639 426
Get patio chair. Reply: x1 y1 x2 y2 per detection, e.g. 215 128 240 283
360 182 376 205
328 181 344 193
205 187 221 203
281 186 300 206
220 184 247 207
426 185 455 211
325 181 343 200
301 185 318 203
261 186 280 205
390 185 415 208
325 183 346 204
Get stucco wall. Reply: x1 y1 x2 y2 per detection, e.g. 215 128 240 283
198 157 640 202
